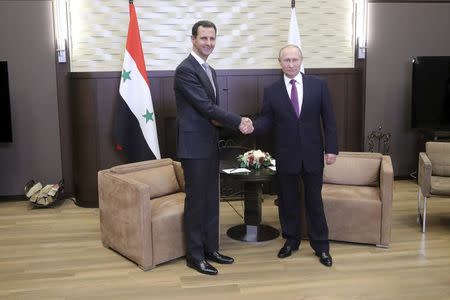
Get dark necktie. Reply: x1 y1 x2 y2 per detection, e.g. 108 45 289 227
202 63 216 96
290 79 300 117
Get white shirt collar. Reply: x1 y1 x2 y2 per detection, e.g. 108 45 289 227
191 50 207 67
283 72 302 86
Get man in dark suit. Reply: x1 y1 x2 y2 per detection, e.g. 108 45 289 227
252 45 338 267
174 20 253 275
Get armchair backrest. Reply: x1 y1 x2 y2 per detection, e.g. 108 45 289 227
323 152 382 186
426 142 450 177
109 158 181 199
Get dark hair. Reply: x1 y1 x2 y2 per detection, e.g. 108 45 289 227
191 20 217 37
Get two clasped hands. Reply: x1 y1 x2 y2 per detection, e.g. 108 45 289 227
239 117 254 135
212 117 253 134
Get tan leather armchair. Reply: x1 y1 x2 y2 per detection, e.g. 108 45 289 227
98 158 186 270
320 152 394 247
418 142 450 232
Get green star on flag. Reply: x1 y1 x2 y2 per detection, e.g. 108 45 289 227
121 69 131 83
142 109 154 123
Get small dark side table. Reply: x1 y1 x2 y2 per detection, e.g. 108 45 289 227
221 167 279 242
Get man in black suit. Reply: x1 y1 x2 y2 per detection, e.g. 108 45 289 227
174 20 253 275
252 45 338 267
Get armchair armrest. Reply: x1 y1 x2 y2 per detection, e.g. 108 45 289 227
98 170 153 268
173 161 185 192
418 152 432 197
379 155 394 246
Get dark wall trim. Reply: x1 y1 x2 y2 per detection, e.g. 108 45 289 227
69 68 360 79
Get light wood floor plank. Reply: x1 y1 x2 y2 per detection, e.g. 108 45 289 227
0 180 449 300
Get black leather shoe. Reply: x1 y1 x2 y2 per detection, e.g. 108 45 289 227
205 251 234 264
277 242 299 258
315 252 333 267
186 258 218 275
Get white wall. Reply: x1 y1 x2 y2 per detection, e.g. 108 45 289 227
365 2 450 176
0 1 62 195
68 0 354 71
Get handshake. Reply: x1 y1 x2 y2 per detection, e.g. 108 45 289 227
239 117 254 135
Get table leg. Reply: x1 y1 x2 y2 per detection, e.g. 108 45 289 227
244 181 261 225
226 181 279 242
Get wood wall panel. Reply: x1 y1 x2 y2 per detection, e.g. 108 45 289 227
69 68 362 206
322 74 347 149
160 77 176 116
95 78 125 170
71 79 99 207
217 77 228 111
256 74 283 108
227 76 258 116
346 73 363 151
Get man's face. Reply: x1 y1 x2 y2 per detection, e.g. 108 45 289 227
191 26 216 61
279 46 303 79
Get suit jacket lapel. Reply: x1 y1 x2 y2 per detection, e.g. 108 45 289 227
210 66 219 105
188 55 217 103
300 74 308 118
277 77 299 119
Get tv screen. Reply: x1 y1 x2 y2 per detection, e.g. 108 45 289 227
411 56 450 130
0 61 13 142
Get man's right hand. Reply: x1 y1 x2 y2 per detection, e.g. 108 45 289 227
239 117 254 134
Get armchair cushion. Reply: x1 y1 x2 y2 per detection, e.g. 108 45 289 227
111 163 180 199
322 184 382 245
431 176 450 195
323 153 381 186
151 192 185 264
426 142 450 176
322 184 380 203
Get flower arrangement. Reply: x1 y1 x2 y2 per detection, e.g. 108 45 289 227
237 149 273 170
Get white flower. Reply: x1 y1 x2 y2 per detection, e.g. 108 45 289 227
237 149 273 169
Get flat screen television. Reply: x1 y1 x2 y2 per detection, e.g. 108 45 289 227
411 56 450 130
0 61 13 142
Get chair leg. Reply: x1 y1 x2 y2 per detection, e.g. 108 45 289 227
422 196 427 233
417 188 428 233
417 188 421 225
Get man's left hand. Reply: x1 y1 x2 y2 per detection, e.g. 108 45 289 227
325 153 337 165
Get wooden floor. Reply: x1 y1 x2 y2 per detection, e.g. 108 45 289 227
0 180 449 300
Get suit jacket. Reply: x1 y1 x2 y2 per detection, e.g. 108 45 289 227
254 74 338 174
174 54 241 159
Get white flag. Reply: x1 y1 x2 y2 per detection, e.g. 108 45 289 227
288 7 305 73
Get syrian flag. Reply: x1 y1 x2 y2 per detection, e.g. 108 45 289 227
114 1 161 162
288 0 305 73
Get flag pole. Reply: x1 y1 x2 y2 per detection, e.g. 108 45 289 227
288 0 304 72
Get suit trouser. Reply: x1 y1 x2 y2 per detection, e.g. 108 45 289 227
277 170 329 253
181 152 219 260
